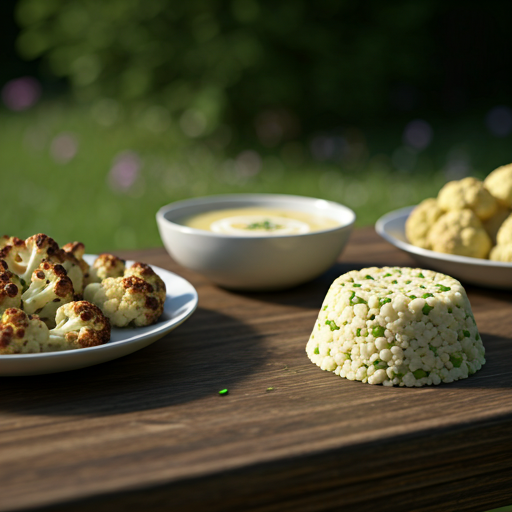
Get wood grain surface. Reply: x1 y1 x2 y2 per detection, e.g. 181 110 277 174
2 228 512 512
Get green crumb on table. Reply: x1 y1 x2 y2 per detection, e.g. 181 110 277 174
422 304 434 315
266 387 274 392
413 369 428 379
218 389 229 396
379 297 392 306
436 284 451 291
372 325 385 337
422 293 433 299
325 320 340 331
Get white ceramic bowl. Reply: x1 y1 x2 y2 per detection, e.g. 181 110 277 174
156 194 355 291
376 206 512 289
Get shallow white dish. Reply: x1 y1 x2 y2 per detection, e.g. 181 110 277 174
157 194 355 291
376 206 512 289
0 255 198 376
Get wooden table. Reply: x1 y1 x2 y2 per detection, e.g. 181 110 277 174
2 228 512 512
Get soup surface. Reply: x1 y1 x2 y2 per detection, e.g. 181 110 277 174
180 207 340 236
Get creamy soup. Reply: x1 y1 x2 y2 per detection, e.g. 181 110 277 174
180 207 340 236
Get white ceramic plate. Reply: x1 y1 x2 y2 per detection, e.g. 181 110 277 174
0 255 198 376
375 206 512 289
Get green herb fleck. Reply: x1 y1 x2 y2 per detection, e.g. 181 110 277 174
219 389 229 396
383 273 392 277
323 305 328 311
365 275 374 280
246 219 282 231
405 280 412 284
349 293 367 306
422 293 433 299
476 333 480 341
379 297 392 306
266 387 274 392
356 328 361 336
325 320 340 331
392 280 398 284
419 285 426 289
413 369 428 379
436 284 451 292
314 347 320 354
450 353 464 368
422 304 434 315
409 295 417 300
418 273 425 278
369 314 375 320
463 330 470 338
372 325 386 337
353 283 362 287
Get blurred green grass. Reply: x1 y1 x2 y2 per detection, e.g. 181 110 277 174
1 101 510 253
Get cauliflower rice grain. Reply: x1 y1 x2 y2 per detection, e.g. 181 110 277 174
306 267 485 387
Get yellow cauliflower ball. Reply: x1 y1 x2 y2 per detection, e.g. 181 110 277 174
405 198 444 249
496 213 512 246
489 244 512 262
428 209 491 259
484 163 512 208
483 204 511 245
437 177 497 221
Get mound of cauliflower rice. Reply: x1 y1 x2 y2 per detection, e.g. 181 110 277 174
306 267 485 387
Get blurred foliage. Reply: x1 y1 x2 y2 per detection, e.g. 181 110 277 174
15 0 437 141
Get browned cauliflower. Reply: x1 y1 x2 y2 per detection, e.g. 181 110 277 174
48 301 110 349
21 262 74 328
0 262 22 314
124 262 166 303
484 163 512 208
54 248 85 296
428 209 491 259
0 233 61 285
489 244 512 262
0 308 50 354
405 198 444 249
0 236 25 251
62 242 91 286
89 253 125 283
483 205 511 245
84 275 164 327
496 213 512 246
437 177 497 221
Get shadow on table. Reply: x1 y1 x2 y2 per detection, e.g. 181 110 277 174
0 307 263 416
226 261 371 309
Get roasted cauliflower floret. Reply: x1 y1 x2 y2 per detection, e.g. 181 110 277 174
437 177 497 221
21 262 74 328
484 163 512 208
0 264 22 314
0 236 25 251
84 275 164 327
89 253 125 283
0 308 49 354
124 262 166 303
48 301 110 349
483 205 511 245
62 242 91 286
405 198 444 249
428 209 491 259
54 249 85 297
0 233 61 285
489 244 512 262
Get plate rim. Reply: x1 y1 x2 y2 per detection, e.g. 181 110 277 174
0 255 198 361
375 206 512 268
